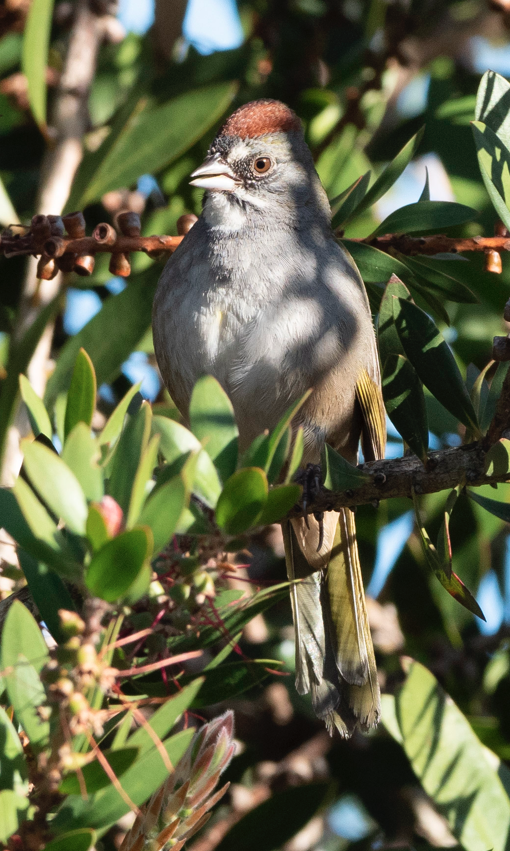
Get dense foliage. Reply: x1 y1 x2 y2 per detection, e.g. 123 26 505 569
3 1 510 849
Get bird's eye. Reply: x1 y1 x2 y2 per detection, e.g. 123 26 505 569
252 156 272 175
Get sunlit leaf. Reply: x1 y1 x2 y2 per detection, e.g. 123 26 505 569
109 402 151 514
216 468 268 535
373 200 476 236
436 487 459 580
321 443 369 491
64 349 97 440
19 375 53 440
21 0 54 129
256 484 302 526
86 528 152 602
21 439 88 535
331 170 371 229
468 489 510 523
189 375 239 482
475 69 510 150
138 474 188 554
472 120 510 232
62 423 103 503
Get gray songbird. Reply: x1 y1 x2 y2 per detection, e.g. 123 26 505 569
152 99 386 736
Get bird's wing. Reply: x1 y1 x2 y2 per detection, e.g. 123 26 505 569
356 367 386 462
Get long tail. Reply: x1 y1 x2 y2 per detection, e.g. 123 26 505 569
282 509 380 737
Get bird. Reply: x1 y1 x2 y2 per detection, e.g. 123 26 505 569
152 99 386 737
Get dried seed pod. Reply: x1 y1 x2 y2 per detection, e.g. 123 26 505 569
74 255 96 276
93 222 117 245
493 335 510 361
44 236 66 258
116 211 141 237
47 215 65 236
62 211 86 238
485 249 502 274
109 252 131 277
57 253 77 273
31 214 52 243
177 214 198 236
37 255 58 280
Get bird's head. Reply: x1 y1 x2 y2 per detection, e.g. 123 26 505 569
190 99 330 230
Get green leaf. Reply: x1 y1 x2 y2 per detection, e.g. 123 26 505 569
469 360 492 425
138 474 188 554
152 416 222 508
475 69 510 150
128 678 204 754
216 468 268 535
419 166 430 201
284 427 304 484
2 601 50 749
331 170 371 229
0 790 30 846
241 391 312 475
64 348 97 441
59 749 139 796
321 443 369 491
19 375 53 440
341 239 412 284
482 362 510 432
86 504 110 552
43 830 97 851
436 487 459 580
472 120 510 232
484 438 510 477
346 127 425 222
71 82 237 208
22 439 88 535
126 434 160 527
392 659 510 851
373 200 476 236
394 298 479 434
189 375 239 481
382 354 428 462
468 489 510 523
172 660 283 706
21 0 54 129
0 706 28 794
45 273 157 413
86 528 152 603
413 494 485 620
18 550 77 644
402 255 479 304
377 274 412 366
62 423 103 503
256 484 302 526
52 728 194 834
215 783 330 851
99 382 142 448
109 402 151 514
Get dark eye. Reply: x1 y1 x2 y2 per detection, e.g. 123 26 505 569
252 156 272 175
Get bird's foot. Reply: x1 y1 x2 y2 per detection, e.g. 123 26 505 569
294 463 325 552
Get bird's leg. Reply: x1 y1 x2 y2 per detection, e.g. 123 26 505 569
294 463 325 552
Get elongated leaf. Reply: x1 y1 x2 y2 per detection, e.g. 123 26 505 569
172 660 283 707
284 427 304 484
382 354 428 462
419 166 430 201
475 69 510 150
377 274 412 366
256 484 302 526
216 468 268 535
469 360 492 425
392 660 510 851
484 438 510 477
215 783 330 851
44 830 97 851
413 494 485 619
241 391 312 474
128 678 204 754
321 443 369 491
468 489 510 522
152 416 222 508
99 382 142 448
59 748 139 796
331 169 371 229
349 127 424 221
138 474 187 554
21 0 54 129
403 255 478 304
482 362 510 432
127 434 160 527
2 602 50 749
109 402 151 514
189 376 239 481
21 439 88 535
0 790 29 846
71 82 237 208
45 273 157 412
64 349 96 440
472 120 510 232
373 200 476 236
86 528 152 602
19 550 76 644
19 375 53 440
436 487 459 580
341 240 411 285
0 706 28 795
395 298 479 433
62 423 103 502
86 504 110 552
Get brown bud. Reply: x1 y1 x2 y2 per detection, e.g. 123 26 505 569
44 236 66 258
495 219 510 237
93 222 117 245
74 255 96 276
47 215 65 236
177 213 198 236
57 253 77 273
109 252 131 277
31 214 52 242
37 255 58 280
62 210 86 238
116 211 141 237
493 335 510 361
485 249 502 274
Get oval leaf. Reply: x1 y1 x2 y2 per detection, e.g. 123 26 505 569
373 200 476 237
256 484 302 526
138 475 188 554
321 443 369 492
86 528 152 602
472 120 510 232
189 375 239 481
21 439 88 535
19 375 53 440
216 468 268 535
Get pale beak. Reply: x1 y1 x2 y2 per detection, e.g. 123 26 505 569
189 153 240 192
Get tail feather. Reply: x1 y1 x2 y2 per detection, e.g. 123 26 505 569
282 508 380 737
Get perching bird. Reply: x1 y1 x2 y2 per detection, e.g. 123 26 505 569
152 99 386 736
